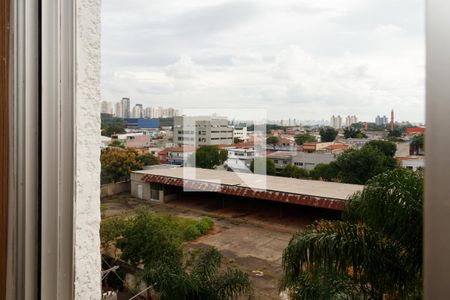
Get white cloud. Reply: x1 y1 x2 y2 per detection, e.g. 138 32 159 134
165 56 201 79
101 0 425 122
374 24 404 35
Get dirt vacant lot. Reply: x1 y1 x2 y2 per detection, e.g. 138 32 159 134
102 193 340 299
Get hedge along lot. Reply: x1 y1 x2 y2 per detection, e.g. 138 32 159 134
100 207 215 252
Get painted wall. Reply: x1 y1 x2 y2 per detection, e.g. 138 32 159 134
101 181 131 198
74 0 101 298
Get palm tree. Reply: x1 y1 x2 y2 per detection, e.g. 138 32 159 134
281 168 423 299
142 247 253 300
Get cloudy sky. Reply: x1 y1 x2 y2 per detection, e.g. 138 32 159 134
101 0 425 122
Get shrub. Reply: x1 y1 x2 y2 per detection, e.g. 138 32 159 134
196 217 214 234
183 224 202 241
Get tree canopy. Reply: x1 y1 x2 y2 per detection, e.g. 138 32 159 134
294 133 316 145
334 147 396 184
319 127 338 142
191 145 228 169
101 209 252 300
281 168 423 299
266 136 280 148
343 127 367 139
280 164 309 179
309 162 338 181
309 143 397 184
388 128 402 138
108 140 125 148
102 124 126 137
363 140 397 157
410 134 424 155
100 148 144 184
250 157 276 176
137 152 159 166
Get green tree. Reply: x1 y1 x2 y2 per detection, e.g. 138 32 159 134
319 127 338 142
102 124 126 137
192 145 228 169
281 168 423 299
280 164 309 179
250 157 276 175
335 147 397 184
108 140 125 148
410 134 424 155
294 133 316 145
142 247 253 300
388 128 402 138
343 127 367 139
100 148 143 183
104 209 252 300
363 140 397 157
267 136 280 149
309 162 339 181
137 153 159 166
101 113 125 129
310 146 397 184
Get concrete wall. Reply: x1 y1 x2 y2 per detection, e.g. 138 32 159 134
74 0 101 298
101 181 131 198
130 173 180 203
131 179 152 201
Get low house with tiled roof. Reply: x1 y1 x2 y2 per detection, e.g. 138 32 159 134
268 151 336 171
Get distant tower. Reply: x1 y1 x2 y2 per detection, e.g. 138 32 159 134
121 97 130 119
364 122 368 131
390 109 394 131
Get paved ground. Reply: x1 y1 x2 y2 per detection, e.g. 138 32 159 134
102 193 340 299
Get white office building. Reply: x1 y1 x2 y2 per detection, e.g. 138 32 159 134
173 116 233 146
233 125 248 142
224 148 255 173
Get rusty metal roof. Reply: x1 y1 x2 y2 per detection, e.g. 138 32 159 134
134 167 364 211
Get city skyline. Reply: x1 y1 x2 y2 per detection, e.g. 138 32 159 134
102 100 420 125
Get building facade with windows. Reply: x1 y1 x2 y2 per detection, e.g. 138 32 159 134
173 116 233 146
131 104 143 118
330 115 342 129
268 151 336 171
224 147 255 172
375 115 389 126
232 124 248 141
120 97 130 118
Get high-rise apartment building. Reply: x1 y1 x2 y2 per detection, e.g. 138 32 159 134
345 115 358 127
120 97 130 119
330 115 342 129
131 104 143 118
375 115 389 126
114 102 122 118
141 106 180 118
173 116 233 146
100 101 113 115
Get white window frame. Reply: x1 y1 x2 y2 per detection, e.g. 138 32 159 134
424 0 450 297
8 0 101 299
5 0 450 299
